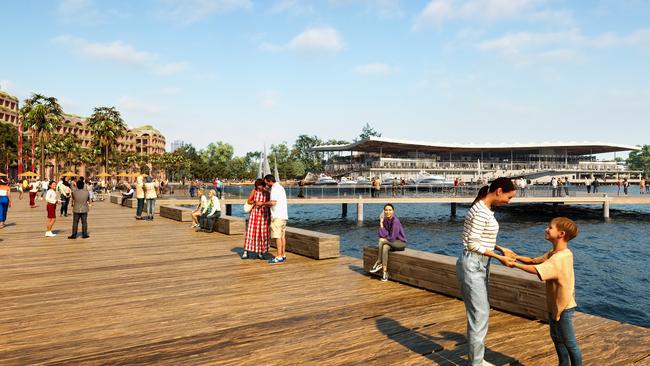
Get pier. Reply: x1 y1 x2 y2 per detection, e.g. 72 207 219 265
143 193 650 221
1 200 649 365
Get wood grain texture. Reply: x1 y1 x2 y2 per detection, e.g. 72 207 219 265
160 205 194 222
270 227 340 259
0 200 648 365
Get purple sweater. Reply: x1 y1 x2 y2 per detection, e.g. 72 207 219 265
378 216 407 243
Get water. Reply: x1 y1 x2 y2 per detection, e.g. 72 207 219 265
226 185 650 328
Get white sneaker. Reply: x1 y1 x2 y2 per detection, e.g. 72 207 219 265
369 264 383 273
45 231 57 237
481 361 496 366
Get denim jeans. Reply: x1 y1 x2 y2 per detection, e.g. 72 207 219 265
136 198 145 217
550 308 582 366
200 211 221 231
146 198 156 218
456 249 491 366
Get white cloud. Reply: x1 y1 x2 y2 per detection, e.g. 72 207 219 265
57 0 125 24
354 63 395 75
262 27 345 54
288 27 345 52
329 0 404 18
592 28 650 47
477 28 650 66
269 0 314 16
54 35 188 76
156 0 252 24
117 96 163 114
412 0 573 30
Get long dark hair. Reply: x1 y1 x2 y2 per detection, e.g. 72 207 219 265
472 177 516 206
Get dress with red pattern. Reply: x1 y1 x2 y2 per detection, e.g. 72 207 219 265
244 190 270 252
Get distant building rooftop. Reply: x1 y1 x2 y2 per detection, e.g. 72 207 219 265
313 137 640 155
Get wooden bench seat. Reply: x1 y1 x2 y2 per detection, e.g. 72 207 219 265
213 215 246 235
110 194 135 207
270 227 340 260
160 205 194 222
363 247 548 321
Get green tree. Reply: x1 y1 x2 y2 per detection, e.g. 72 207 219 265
270 142 305 179
200 142 234 178
0 123 18 170
627 145 650 175
355 122 382 142
87 106 126 174
291 135 323 173
19 94 64 178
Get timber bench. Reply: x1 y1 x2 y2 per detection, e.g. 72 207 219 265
214 215 246 235
363 247 548 321
271 227 340 260
160 205 194 222
110 194 135 207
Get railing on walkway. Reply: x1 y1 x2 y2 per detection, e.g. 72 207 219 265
168 183 582 200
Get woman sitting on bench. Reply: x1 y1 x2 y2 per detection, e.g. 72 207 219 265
370 203 407 282
198 190 221 232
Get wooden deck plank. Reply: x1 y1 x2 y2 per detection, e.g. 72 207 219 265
0 199 648 365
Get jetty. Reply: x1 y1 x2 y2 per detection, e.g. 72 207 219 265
1 200 649 365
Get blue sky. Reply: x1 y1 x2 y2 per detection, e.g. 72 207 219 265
1 0 649 156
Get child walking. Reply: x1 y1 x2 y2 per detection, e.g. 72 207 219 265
508 217 582 366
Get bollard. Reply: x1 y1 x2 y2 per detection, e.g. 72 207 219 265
226 204 232 216
603 195 610 219
342 203 348 217
357 196 364 222
451 202 457 216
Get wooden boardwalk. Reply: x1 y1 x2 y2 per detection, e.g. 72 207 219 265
1 199 649 365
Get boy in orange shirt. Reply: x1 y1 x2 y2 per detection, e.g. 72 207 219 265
508 217 582 366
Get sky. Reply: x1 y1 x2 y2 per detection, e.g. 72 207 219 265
1 0 650 156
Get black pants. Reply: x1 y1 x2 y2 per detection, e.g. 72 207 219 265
72 212 88 236
136 198 145 217
60 198 69 216
121 194 133 206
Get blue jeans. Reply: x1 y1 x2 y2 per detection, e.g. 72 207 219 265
550 308 582 366
136 198 145 217
457 249 491 366
200 211 221 231
146 198 156 218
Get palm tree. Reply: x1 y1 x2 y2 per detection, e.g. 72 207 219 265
87 106 126 174
59 135 81 172
19 94 64 179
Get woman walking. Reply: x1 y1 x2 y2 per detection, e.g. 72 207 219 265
457 177 518 366
144 176 158 221
369 203 407 282
0 178 12 228
45 181 58 237
242 179 271 259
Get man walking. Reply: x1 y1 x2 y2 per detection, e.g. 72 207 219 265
69 179 90 239
259 174 288 264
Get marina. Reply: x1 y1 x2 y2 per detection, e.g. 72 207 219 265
2 200 650 365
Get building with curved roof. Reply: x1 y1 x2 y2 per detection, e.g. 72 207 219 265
313 137 641 182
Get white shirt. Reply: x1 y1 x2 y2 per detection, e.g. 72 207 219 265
46 189 58 204
270 182 288 220
462 200 499 254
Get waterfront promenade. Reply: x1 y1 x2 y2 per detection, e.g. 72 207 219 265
1 200 649 365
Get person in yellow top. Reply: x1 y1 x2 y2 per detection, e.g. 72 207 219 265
507 217 582 366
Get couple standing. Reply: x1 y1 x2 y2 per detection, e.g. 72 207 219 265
242 174 288 264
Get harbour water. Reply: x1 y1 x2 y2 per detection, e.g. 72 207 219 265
227 185 650 328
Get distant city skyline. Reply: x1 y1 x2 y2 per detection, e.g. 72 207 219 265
1 0 649 158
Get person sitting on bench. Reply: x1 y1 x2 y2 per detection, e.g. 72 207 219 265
121 184 134 206
198 189 221 232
